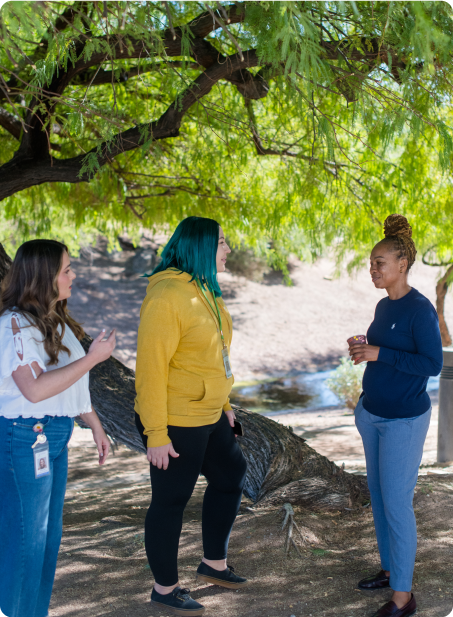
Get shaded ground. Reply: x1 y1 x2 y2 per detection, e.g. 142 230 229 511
53 433 453 617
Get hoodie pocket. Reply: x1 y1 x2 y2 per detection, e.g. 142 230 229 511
167 371 205 416
188 375 232 413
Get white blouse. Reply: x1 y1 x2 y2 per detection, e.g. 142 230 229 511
0 310 91 419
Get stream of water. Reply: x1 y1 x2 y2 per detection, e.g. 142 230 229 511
230 371 440 416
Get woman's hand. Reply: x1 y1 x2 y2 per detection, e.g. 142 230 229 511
82 407 110 465
224 409 236 433
92 426 110 465
147 443 179 470
87 329 117 366
349 343 380 365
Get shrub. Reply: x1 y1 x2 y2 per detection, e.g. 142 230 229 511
326 357 366 410
226 244 271 282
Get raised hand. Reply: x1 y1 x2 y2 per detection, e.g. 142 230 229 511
87 328 116 365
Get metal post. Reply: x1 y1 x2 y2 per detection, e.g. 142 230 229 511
437 347 453 463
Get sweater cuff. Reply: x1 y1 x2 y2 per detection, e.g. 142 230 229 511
223 401 233 412
146 430 171 448
377 346 396 366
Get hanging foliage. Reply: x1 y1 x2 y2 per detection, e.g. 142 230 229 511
0 1 452 266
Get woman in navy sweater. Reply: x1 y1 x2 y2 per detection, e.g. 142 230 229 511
349 214 442 617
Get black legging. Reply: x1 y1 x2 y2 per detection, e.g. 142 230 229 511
135 412 247 586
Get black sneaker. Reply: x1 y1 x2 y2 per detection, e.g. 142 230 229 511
151 586 205 616
196 562 248 589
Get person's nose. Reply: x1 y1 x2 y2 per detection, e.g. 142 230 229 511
225 244 231 254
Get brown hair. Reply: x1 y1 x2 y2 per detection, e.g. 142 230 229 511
378 214 417 272
0 239 84 365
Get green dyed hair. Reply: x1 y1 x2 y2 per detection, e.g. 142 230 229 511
151 216 222 297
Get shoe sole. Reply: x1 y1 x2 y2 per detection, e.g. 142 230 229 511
196 574 249 589
151 600 205 616
357 584 390 591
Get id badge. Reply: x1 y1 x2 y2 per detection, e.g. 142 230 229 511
34 443 50 479
222 347 233 379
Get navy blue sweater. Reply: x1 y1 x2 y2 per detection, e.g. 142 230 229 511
362 288 443 419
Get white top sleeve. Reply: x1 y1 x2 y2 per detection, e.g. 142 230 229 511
0 311 47 380
0 310 92 419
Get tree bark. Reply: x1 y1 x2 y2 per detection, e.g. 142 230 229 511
0 244 368 510
436 265 453 347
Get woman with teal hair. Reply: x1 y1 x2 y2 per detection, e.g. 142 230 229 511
135 216 248 616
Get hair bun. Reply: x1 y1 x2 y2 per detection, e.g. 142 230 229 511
383 214 412 239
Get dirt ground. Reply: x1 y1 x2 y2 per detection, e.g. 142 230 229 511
50 250 453 616
53 423 453 617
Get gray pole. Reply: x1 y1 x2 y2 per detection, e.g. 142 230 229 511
437 347 453 463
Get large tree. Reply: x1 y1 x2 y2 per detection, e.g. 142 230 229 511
3 1 453 336
1 2 453 261
2 4 453 318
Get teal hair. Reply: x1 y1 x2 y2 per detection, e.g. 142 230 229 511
151 216 222 297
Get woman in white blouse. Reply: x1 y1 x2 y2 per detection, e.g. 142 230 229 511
0 239 116 617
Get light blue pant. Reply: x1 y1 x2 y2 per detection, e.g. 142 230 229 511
0 415 74 617
355 397 430 592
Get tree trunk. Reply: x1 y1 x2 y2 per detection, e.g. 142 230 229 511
78 343 368 509
436 265 453 347
0 245 368 510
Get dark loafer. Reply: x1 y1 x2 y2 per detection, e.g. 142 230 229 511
371 593 416 617
196 562 248 589
358 570 390 590
151 586 205 616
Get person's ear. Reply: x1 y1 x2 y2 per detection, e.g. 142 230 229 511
399 258 408 274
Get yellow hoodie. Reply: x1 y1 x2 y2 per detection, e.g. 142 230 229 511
135 268 234 447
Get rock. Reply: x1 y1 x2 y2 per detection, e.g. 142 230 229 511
124 248 161 276
117 235 136 251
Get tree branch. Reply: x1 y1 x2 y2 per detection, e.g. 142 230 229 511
0 3 266 168
436 264 453 347
0 106 23 140
422 246 453 267
0 49 263 200
0 105 61 151
204 3 244 61
75 61 203 87
244 98 313 161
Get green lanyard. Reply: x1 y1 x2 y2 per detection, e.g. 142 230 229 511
196 281 226 348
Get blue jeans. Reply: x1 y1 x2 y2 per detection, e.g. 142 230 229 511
0 415 74 617
355 397 430 592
